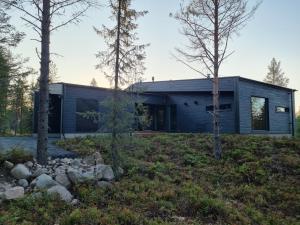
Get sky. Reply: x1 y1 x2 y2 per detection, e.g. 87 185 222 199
10 0 300 111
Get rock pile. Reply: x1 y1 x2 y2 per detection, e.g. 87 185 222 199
0 152 119 203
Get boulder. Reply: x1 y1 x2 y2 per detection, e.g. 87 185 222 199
102 166 115 181
67 168 95 184
55 173 71 188
18 179 29 188
32 168 48 177
70 159 81 168
31 174 58 189
2 186 24 200
11 164 32 179
47 185 73 203
3 160 14 170
25 161 34 168
83 152 104 166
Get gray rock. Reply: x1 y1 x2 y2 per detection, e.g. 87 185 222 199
18 179 29 188
47 185 73 203
70 159 81 168
55 173 71 188
67 168 95 184
2 186 24 200
31 174 58 189
3 160 14 169
32 168 48 177
0 182 12 192
71 198 79 206
96 181 113 188
55 166 66 175
102 165 115 181
84 152 104 166
11 164 32 179
25 161 34 168
61 158 72 164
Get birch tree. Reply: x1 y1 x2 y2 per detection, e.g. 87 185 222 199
173 0 260 159
5 0 96 164
95 0 148 176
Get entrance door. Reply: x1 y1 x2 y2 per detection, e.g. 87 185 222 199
156 106 166 131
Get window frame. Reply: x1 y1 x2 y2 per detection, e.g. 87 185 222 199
251 96 269 131
275 106 289 113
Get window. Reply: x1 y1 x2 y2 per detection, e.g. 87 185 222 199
76 98 99 132
251 97 269 130
276 106 289 113
206 104 232 112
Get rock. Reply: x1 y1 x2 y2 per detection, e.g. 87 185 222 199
25 161 34 168
18 179 29 188
32 168 48 177
0 182 12 192
96 181 112 188
117 167 124 176
47 185 73 203
61 158 72 164
2 186 24 200
31 174 58 189
71 198 79 206
3 160 14 169
70 159 81 168
54 166 66 175
11 164 32 179
84 152 104 166
102 166 115 181
67 168 95 184
55 173 71 188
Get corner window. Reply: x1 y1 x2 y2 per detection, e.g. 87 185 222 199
251 97 269 130
276 106 289 113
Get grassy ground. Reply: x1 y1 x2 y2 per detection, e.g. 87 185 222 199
1 134 300 225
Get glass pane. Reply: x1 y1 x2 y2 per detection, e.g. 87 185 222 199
251 97 268 130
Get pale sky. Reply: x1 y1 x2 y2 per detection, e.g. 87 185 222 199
10 0 300 111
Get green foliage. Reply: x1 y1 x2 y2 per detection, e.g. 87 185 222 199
2 134 300 224
0 146 33 164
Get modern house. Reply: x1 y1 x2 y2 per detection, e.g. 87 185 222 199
33 76 297 138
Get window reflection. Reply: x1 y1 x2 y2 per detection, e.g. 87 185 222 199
251 97 268 130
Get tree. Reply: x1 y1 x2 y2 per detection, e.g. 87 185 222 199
173 0 260 159
90 78 98 87
264 58 289 87
5 0 96 164
95 0 148 175
0 3 24 47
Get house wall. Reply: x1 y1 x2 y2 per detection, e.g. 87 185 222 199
238 79 294 135
63 85 166 133
167 92 236 133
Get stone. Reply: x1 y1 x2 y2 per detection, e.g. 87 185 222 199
32 168 48 177
84 152 104 166
71 198 79 206
55 166 66 175
25 161 34 168
0 182 12 192
102 166 115 181
11 164 32 179
61 158 72 164
2 186 24 200
67 168 95 184
70 159 81 168
18 179 29 188
31 174 58 189
55 173 71 188
3 160 14 169
47 185 73 203
96 181 112 188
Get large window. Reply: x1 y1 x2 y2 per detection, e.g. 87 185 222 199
251 97 269 130
76 98 99 132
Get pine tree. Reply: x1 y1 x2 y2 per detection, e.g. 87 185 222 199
95 0 148 175
90 78 98 87
264 58 289 87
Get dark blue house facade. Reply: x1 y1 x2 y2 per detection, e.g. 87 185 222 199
33 76 297 137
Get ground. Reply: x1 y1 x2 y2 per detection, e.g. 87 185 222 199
0 134 300 225
0 137 77 158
